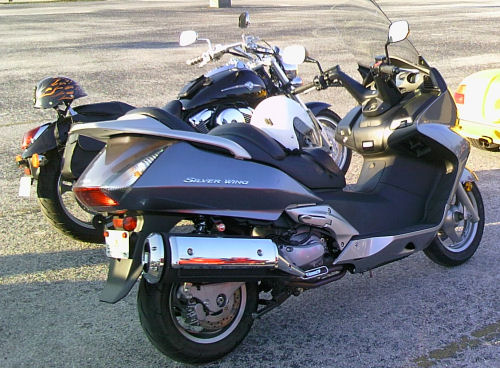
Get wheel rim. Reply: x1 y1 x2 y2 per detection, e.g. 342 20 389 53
317 115 348 170
57 174 98 229
437 189 478 253
169 283 247 344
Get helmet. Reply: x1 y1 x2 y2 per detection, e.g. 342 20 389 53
250 96 316 150
33 77 86 109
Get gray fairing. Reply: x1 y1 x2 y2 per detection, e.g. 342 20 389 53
108 141 322 220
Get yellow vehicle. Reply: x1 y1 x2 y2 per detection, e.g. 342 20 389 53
454 69 500 151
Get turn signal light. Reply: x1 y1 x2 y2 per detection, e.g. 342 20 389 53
454 84 466 105
31 153 40 168
73 187 118 208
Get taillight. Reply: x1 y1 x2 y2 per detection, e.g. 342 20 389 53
454 84 466 105
123 216 138 231
21 126 41 150
112 216 137 231
73 187 118 208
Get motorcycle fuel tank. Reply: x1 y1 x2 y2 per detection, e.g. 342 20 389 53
178 67 268 111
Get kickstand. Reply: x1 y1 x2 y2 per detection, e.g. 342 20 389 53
252 291 292 320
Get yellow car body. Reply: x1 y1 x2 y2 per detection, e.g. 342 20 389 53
453 69 500 151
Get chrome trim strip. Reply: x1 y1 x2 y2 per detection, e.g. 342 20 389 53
169 236 278 268
69 115 252 160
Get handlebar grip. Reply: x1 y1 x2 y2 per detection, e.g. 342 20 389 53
186 56 205 66
379 65 400 76
293 81 316 94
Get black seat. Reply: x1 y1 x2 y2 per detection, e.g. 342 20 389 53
126 107 196 132
163 100 183 118
73 101 135 122
209 123 345 189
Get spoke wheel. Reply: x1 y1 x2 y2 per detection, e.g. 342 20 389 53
424 182 484 266
37 153 103 243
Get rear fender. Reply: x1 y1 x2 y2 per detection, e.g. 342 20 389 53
99 215 182 304
22 123 57 159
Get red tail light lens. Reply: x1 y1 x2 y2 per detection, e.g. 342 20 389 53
73 187 118 208
21 126 41 150
123 216 138 231
454 84 466 105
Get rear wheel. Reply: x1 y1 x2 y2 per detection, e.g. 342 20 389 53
469 138 500 152
37 153 103 243
138 278 257 364
316 109 352 173
424 182 484 266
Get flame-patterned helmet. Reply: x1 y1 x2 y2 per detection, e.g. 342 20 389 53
33 77 87 109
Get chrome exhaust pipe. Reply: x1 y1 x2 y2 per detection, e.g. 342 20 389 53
141 233 280 283
170 236 278 268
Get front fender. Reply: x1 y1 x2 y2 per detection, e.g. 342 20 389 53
461 167 478 183
305 102 331 115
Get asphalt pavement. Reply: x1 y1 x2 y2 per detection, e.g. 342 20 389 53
0 1 499 367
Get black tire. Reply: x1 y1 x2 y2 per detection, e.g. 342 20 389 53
316 109 352 173
138 278 257 364
469 138 500 152
37 153 103 243
424 182 484 266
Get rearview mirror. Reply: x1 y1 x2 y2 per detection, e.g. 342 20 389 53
388 20 409 44
239 12 250 29
282 45 307 65
179 30 198 47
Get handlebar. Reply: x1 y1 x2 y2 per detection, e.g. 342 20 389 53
186 55 205 66
292 81 316 94
378 64 400 77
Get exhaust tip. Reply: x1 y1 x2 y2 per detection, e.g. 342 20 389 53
142 233 165 284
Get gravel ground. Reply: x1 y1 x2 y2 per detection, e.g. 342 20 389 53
0 1 499 367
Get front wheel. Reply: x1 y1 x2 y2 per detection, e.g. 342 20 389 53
424 182 484 266
37 153 103 243
138 278 258 364
316 109 352 173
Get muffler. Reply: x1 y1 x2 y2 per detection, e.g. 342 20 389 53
142 233 279 284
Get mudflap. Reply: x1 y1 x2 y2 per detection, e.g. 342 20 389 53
100 258 143 304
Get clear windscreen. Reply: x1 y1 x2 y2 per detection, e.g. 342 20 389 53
330 0 420 67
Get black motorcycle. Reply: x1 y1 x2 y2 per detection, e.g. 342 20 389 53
17 14 346 243
70 0 485 364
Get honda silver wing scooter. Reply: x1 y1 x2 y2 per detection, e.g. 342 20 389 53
69 0 484 363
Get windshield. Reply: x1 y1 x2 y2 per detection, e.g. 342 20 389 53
330 0 420 67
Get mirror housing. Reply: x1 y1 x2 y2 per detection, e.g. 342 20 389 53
388 20 409 44
282 45 307 65
179 30 198 47
239 12 250 29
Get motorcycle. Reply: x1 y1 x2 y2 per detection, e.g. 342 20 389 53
16 79 135 243
16 13 346 244
72 0 484 363
68 0 488 363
